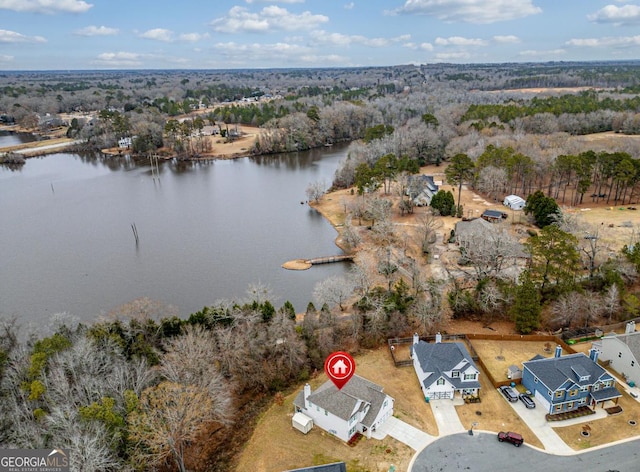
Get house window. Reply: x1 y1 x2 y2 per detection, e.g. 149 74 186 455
632 361 636 367
555 390 564 398
534 377 538 383
349 426 356 437
619 352 622 358
555 404 562 411
579 398 587 404
464 373 476 380
437 378 445 385
325 409 328 416
452 371 460 378
580 385 590 392
567 402 574 409
570 389 578 397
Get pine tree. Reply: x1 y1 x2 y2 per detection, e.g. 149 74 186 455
511 272 541 334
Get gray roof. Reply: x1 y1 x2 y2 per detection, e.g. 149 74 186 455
591 387 622 402
412 341 480 390
482 209 505 219
454 217 493 240
295 375 390 428
615 331 640 362
523 353 614 390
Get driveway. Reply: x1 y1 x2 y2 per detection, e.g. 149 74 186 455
506 393 604 454
430 399 466 436
371 416 434 451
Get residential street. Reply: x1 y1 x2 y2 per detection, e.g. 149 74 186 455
410 432 640 471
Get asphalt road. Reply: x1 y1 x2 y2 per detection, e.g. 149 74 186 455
411 432 640 471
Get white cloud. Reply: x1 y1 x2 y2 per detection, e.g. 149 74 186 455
393 0 542 24
344 2 355 9
0 0 92 14
518 48 566 57
94 51 144 67
402 42 434 51
140 28 174 42
567 35 640 48
0 29 46 43
435 51 472 61
435 36 487 46
178 33 210 42
588 5 640 25
0 54 14 62
211 6 328 33
310 30 409 48
74 25 118 36
493 35 520 44
212 41 349 65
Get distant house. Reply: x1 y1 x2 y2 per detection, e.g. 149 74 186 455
293 375 394 442
411 333 481 401
594 321 640 387
503 195 526 210
118 136 134 149
454 217 493 244
406 175 439 206
481 209 507 222
522 346 621 416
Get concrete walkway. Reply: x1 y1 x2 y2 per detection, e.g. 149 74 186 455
371 416 434 451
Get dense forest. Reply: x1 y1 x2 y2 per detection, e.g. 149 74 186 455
2 61 640 470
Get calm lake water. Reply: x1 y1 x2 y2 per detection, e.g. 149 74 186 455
0 133 350 323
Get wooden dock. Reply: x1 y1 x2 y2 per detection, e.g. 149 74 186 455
305 255 354 265
282 254 353 271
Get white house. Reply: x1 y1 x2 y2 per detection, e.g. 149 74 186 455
118 136 133 149
293 375 394 442
411 333 481 400
503 194 526 210
594 321 640 387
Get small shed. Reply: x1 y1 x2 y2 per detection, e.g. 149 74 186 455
507 365 522 380
503 195 526 210
292 412 313 434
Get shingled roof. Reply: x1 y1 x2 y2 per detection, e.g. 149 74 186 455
294 375 388 427
412 341 480 390
523 352 613 390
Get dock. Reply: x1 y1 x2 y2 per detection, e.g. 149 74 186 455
282 254 354 271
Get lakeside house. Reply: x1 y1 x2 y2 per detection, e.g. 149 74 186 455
411 333 481 401
293 375 394 442
522 346 621 416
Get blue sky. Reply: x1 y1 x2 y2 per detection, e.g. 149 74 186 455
1 0 639 70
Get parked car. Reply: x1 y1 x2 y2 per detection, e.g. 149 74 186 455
499 385 518 402
519 393 535 409
498 431 524 447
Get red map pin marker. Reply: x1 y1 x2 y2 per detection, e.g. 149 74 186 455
324 351 356 390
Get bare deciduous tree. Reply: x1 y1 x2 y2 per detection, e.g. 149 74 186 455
313 275 355 311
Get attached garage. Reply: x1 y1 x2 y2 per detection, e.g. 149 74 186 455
292 412 313 434
428 391 453 400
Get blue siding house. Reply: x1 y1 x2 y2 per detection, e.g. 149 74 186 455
522 346 621 416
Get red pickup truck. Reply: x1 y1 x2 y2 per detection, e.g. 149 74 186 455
497 431 524 447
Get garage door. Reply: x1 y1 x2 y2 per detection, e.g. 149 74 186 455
429 391 453 400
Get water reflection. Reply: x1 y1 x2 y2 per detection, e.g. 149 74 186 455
0 143 350 323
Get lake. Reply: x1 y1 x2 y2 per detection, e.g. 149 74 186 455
0 133 350 324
